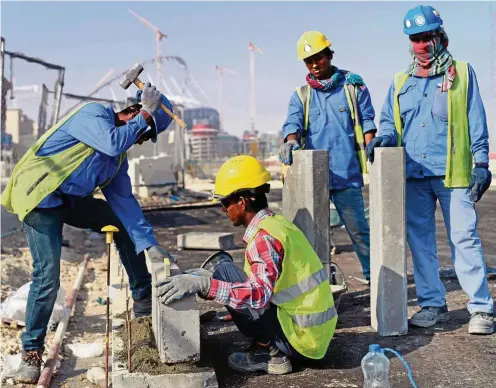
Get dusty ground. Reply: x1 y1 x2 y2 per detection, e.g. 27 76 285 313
1 225 109 387
1 184 495 387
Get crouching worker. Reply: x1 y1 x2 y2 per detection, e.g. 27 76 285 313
156 155 337 375
1 83 176 384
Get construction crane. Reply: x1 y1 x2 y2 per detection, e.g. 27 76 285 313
215 65 238 131
248 41 263 132
128 9 167 87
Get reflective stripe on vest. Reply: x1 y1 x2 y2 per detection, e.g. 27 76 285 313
392 60 472 188
292 306 338 328
272 267 328 305
296 83 368 174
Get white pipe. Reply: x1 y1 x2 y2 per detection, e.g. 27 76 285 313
36 254 90 388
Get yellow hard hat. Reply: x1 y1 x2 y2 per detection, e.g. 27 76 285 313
297 31 332 61
213 155 271 198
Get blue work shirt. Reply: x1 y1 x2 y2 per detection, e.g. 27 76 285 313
378 63 489 179
36 103 157 254
282 78 377 190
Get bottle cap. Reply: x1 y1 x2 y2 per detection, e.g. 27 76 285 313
369 344 381 353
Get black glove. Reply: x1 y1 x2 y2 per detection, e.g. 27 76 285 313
365 136 392 163
469 163 492 202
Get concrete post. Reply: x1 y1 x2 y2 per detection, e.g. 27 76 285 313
146 253 201 364
282 150 330 268
369 148 408 336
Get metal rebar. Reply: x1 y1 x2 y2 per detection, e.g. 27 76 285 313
125 287 131 372
105 243 111 388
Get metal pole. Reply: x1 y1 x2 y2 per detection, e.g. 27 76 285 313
9 55 14 100
51 68 65 126
0 37 5 134
37 84 48 139
249 48 255 132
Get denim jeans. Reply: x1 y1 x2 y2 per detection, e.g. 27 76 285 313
330 187 371 279
21 196 152 351
212 262 298 358
406 178 494 314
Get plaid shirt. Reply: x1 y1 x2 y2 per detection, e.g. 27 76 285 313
207 209 284 310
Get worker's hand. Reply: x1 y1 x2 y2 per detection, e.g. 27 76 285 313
184 268 213 278
279 140 300 165
147 245 177 264
140 82 162 114
156 274 211 304
469 164 492 203
365 136 392 163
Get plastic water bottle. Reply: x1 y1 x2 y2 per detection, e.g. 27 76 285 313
361 344 390 388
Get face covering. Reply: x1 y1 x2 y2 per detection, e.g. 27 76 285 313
406 28 456 91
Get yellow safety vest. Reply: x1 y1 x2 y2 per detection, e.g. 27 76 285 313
393 60 472 188
296 83 368 174
1 103 127 222
244 214 337 359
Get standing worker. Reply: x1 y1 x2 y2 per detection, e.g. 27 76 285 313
1 83 177 383
279 31 377 282
369 5 494 334
156 156 337 375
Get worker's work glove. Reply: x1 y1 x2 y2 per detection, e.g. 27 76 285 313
365 136 392 163
156 274 211 305
184 268 213 278
279 139 300 165
147 245 177 264
140 82 162 114
469 164 492 203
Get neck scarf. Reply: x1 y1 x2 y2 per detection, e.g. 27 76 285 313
306 66 344 91
406 28 456 91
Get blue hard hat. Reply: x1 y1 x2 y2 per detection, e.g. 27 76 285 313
134 91 173 143
403 5 443 35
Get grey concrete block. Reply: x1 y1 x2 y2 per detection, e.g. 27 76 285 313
112 370 218 388
282 150 330 265
147 255 201 364
369 148 408 336
177 232 236 250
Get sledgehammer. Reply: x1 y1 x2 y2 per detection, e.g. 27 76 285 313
119 63 187 129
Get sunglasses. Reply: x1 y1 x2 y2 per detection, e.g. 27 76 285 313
409 32 437 43
220 195 236 209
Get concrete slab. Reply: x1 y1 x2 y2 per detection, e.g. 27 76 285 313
177 232 236 251
128 155 177 197
282 150 330 266
146 254 201 364
369 148 408 336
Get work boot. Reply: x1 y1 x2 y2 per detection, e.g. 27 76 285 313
410 306 450 328
133 296 152 318
468 312 494 335
14 349 44 384
228 341 292 375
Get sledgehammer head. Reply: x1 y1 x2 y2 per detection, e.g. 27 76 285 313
119 63 144 90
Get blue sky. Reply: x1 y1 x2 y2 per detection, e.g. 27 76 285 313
2 1 495 140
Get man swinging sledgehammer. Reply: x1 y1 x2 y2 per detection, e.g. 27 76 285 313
1 82 177 383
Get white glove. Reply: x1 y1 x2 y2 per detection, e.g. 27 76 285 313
147 245 176 263
140 82 161 114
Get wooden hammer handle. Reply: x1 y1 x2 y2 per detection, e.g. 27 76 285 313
134 80 188 129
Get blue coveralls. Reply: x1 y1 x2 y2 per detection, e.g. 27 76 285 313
378 64 494 314
21 103 164 350
282 77 376 279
